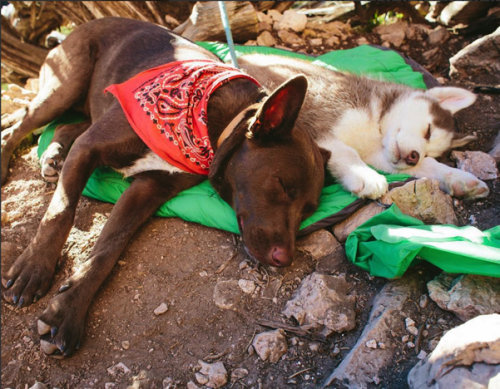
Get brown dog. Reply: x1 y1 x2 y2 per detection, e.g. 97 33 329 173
1 18 328 358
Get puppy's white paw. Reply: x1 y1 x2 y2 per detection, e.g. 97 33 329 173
345 167 389 200
40 143 65 183
442 169 489 200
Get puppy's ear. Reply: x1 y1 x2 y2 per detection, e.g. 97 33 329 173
426 87 476 114
249 75 308 140
450 132 477 148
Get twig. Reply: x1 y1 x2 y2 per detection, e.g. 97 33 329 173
288 367 313 379
256 319 328 343
215 251 238 274
415 324 425 354
235 329 257 357
203 349 229 361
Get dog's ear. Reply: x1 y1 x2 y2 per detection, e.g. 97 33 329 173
426 87 476 114
450 132 477 148
249 75 308 140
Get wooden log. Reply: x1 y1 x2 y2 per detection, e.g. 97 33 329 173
174 1 258 43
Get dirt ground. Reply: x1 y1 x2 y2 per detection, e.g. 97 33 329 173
1 22 499 389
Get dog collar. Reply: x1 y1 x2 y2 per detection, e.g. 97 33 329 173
217 102 261 148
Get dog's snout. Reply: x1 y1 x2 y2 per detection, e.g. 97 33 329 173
405 150 419 166
271 247 292 267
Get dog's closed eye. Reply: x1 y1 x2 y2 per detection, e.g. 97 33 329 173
425 124 431 140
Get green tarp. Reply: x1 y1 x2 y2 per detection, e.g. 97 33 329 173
36 43 500 278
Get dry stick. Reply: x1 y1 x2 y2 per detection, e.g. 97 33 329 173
415 324 425 354
256 319 328 343
288 367 313 379
235 329 257 357
215 250 238 274
203 349 229 361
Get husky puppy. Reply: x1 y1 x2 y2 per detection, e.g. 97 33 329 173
239 54 489 200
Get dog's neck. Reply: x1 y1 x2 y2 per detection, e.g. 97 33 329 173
207 78 265 151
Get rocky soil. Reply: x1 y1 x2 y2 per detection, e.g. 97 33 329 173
2 5 500 389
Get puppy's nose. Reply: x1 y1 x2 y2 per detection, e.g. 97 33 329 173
271 247 292 267
405 150 420 166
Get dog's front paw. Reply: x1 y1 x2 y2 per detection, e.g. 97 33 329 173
1 247 55 308
40 142 65 182
442 170 489 200
345 167 388 200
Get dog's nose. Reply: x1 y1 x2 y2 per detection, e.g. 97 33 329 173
404 150 420 166
271 247 292 267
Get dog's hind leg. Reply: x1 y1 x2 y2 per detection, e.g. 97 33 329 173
1 37 95 185
36 170 203 358
40 121 91 182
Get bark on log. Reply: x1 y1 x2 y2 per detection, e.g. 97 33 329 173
174 1 258 43
1 16 49 79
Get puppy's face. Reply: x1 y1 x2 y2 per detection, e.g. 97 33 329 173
381 87 477 170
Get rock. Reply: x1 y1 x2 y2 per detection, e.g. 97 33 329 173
417 350 427 360
438 1 493 26
490 132 500 164
256 31 276 47
29 383 48 389
122 341 130 350
427 273 500 322
422 47 441 69
187 381 200 389
356 37 370 46
451 151 499 180
256 11 272 25
244 40 257 46
306 20 350 36
302 28 317 38
275 10 307 33
450 28 500 82
164 15 180 28
333 202 386 243
154 302 169 315
365 340 377 349
258 21 272 32
238 279 256 294
297 229 340 260
1 210 9 226
315 246 346 274
267 10 282 23
129 370 151 388
283 273 356 336
405 318 419 336
277 29 303 45
427 26 449 45
231 368 249 381
213 280 241 310
405 24 431 40
309 38 323 46
373 22 407 48
386 179 458 225
162 377 175 389
253 329 288 363
408 314 500 389
196 361 227 388
105 383 116 389
323 272 425 388
107 362 131 376
419 295 429 309
381 41 391 48
325 36 340 46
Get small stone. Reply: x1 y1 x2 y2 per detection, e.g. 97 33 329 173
238 261 249 270
253 329 288 363
373 376 381 385
196 360 228 388
381 41 391 48
402 335 410 343
309 342 320 352
309 38 323 46
29 383 48 389
451 151 499 180
238 279 256 294
267 10 282 23
365 340 377 349
257 31 276 47
277 30 303 46
325 36 340 46
122 341 130 350
275 10 307 33
331 345 341 356
231 368 249 380
257 11 272 24
258 21 272 32
297 229 340 260
419 295 429 309
378 342 386 349
107 362 131 376
374 21 407 48
154 302 169 316
1 210 9 226
428 26 449 45
187 381 200 389
104 384 116 389
417 350 428 360
213 280 242 310
356 37 369 45
407 341 416 348
406 318 419 336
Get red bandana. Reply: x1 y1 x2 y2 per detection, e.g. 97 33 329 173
105 59 260 175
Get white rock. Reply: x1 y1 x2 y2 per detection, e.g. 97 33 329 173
309 38 323 46
451 150 499 180
407 342 416 348
256 31 276 47
297 229 340 260
417 350 428 360
231 368 249 380
267 10 282 23
154 302 169 316
406 318 419 336
283 273 356 336
107 362 131 376
365 340 377 349
276 10 307 33
253 329 288 363
196 360 228 388
408 314 500 389
419 295 429 309
29 383 48 389
213 280 242 310
121 340 130 350
238 279 256 294
187 381 200 389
